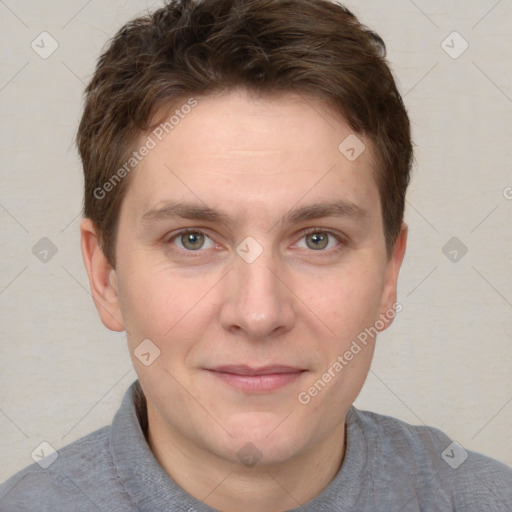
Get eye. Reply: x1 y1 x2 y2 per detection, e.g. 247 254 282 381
166 228 345 255
295 229 343 251
169 230 216 251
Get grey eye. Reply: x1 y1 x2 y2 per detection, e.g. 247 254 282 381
173 231 215 251
305 232 330 250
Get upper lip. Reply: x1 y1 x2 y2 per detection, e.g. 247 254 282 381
207 365 305 376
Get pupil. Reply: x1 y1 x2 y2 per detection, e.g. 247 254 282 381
308 233 327 250
184 233 203 249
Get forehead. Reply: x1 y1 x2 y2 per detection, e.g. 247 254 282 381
121 89 380 224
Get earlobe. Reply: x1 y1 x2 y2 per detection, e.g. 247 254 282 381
80 218 124 332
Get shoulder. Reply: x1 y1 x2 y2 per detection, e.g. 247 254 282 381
0 426 134 512
349 407 512 510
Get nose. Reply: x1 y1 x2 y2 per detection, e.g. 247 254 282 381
219 243 296 341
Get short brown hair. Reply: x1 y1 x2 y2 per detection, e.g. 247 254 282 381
77 0 413 267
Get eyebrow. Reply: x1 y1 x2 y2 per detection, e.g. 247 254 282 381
139 199 369 228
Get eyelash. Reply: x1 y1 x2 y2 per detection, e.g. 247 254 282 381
165 228 346 257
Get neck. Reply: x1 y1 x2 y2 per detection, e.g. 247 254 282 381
145 402 346 512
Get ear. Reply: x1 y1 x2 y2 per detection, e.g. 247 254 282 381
377 222 408 331
80 218 124 332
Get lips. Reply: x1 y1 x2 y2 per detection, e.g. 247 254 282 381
205 365 306 393
209 365 305 376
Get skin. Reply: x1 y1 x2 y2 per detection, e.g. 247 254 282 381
81 88 407 512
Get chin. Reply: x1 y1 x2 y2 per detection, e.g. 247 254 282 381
216 412 313 466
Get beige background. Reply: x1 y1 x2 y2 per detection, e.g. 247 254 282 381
0 0 511 482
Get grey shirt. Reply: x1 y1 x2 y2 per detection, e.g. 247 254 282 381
1 381 511 511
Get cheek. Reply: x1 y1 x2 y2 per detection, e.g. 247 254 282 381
119 267 234 377
300 258 385 337
118 261 210 343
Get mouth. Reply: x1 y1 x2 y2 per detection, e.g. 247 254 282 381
205 365 307 393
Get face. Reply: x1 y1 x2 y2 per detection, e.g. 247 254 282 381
83 88 406 467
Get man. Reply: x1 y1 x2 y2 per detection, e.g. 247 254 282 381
1 0 511 510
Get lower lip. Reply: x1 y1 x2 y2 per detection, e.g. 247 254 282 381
207 370 305 393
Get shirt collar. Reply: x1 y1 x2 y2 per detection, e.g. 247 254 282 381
110 381 216 511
